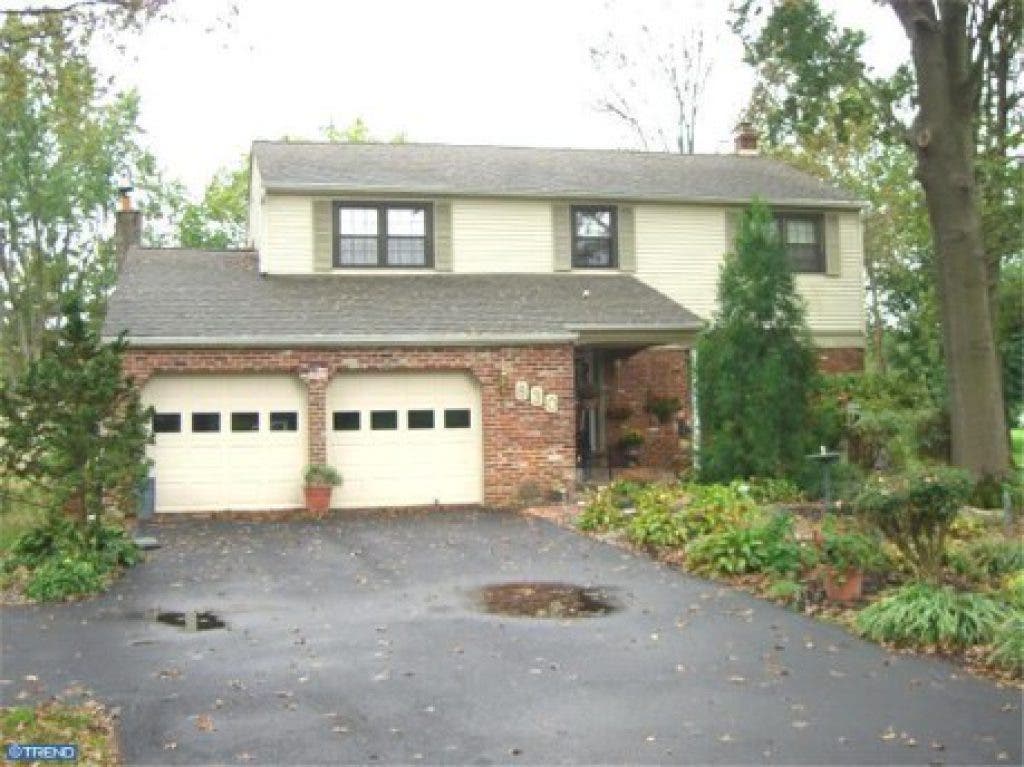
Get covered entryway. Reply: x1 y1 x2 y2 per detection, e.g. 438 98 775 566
327 371 483 508
143 374 307 512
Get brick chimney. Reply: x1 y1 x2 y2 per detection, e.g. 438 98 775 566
114 179 142 269
734 121 759 155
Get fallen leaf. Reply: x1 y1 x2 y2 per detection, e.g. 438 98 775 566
196 713 215 732
880 727 897 741
792 721 809 729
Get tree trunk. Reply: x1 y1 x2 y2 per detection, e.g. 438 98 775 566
892 1 1010 478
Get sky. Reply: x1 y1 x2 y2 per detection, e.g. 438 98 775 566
81 0 910 197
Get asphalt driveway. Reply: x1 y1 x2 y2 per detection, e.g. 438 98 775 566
1 510 1021 765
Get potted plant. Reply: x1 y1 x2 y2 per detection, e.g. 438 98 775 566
303 464 342 519
819 520 886 603
617 429 645 467
606 403 633 421
645 396 682 425
577 382 598 402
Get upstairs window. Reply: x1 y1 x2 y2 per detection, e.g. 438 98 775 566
775 213 824 273
572 206 617 268
334 203 432 268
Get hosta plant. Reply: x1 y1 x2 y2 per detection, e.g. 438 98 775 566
685 513 813 578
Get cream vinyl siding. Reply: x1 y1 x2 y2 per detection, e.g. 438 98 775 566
795 213 866 334
247 163 264 250
634 204 728 321
634 204 865 338
451 198 552 272
260 196 314 274
143 374 307 513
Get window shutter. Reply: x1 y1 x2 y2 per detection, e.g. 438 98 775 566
617 205 636 272
433 201 453 271
312 200 332 272
824 212 841 277
552 204 571 271
724 209 741 259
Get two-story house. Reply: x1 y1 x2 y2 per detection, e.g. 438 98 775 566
104 138 865 514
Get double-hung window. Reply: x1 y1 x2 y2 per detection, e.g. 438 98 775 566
334 203 432 268
572 206 617 268
775 213 824 274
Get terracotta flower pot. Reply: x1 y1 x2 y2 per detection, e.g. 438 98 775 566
823 566 864 603
304 485 333 519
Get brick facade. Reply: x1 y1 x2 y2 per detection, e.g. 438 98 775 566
602 347 692 471
816 347 865 374
124 345 575 508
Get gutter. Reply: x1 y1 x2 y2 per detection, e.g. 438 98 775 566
102 332 579 349
260 184 867 211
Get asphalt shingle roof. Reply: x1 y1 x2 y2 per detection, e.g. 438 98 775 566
252 141 859 206
103 249 701 345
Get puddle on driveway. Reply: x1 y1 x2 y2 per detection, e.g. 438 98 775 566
473 582 618 619
155 611 226 631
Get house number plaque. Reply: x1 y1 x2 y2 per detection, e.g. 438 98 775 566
515 380 529 401
544 393 558 413
530 386 544 407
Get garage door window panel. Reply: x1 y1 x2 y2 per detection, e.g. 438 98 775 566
371 410 399 430
408 409 435 429
270 411 298 432
152 413 181 433
231 412 260 432
333 411 361 431
444 409 471 429
191 413 221 433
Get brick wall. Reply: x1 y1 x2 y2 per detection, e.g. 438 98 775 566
124 345 575 508
816 347 865 374
603 347 691 471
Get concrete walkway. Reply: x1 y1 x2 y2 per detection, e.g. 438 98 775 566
2 510 1020 765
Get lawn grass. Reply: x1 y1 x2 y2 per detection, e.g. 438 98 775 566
0 702 118 766
1012 428 1023 470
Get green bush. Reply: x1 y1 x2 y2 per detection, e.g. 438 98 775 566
736 477 804 504
986 614 1024 677
855 583 1004 650
676 483 760 539
695 202 817 483
24 557 105 601
685 513 813 578
855 467 973 581
793 459 865 504
946 537 1024 584
2 516 139 601
766 578 805 604
1003 571 1024 610
625 505 686 547
819 516 887 573
7 516 85 567
580 481 764 544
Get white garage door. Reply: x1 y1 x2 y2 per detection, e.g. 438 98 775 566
143 375 307 512
327 372 483 508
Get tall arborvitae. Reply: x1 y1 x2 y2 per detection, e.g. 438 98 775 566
696 201 817 481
